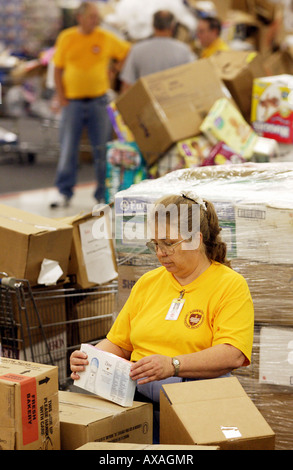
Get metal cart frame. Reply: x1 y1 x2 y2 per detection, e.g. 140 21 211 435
0 274 118 389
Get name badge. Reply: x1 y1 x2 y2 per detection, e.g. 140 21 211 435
165 299 185 321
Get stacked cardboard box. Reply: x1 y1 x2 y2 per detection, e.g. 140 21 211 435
113 162 293 449
115 59 235 166
0 360 275 450
114 162 293 306
58 390 153 450
0 358 60 450
0 204 73 286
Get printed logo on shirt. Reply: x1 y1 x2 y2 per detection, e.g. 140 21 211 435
92 45 101 54
184 310 204 329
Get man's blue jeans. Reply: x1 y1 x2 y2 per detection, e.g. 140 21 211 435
55 95 112 200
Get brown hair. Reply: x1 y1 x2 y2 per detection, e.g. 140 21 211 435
153 10 175 31
153 193 231 267
76 1 98 16
201 16 222 35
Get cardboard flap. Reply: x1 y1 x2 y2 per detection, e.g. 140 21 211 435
0 203 71 235
59 390 146 425
162 377 245 405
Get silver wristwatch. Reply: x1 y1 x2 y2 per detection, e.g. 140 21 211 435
172 357 180 377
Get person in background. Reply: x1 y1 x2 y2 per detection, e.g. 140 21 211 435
196 16 229 58
50 2 131 208
70 192 254 443
120 10 196 93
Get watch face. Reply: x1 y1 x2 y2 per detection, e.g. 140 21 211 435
173 359 180 366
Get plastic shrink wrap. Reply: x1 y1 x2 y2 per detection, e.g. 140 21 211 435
114 162 293 449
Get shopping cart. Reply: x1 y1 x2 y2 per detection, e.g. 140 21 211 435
0 273 118 389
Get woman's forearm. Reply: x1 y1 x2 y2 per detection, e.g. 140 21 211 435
176 344 246 379
95 338 132 361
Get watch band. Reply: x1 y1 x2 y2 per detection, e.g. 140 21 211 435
172 357 180 377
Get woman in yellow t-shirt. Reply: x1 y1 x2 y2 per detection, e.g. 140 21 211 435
70 192 254 441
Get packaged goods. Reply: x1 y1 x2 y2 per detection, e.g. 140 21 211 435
0 357 60 450
176 134 213 167
160 377 275 449
115 59 233 165
105 141 146 204
148 145 187 178
59 390 153 450
107 101 135 143
200 98 260 159
0 204 72 286
203 141 245 166
74 344 136 407
114 162 293 305
251 74 293 143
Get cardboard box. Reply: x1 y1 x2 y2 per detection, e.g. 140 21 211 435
0 204 72 286
117 253 160 309
59 390 153 450
231 260 293 326
76 442 219 450
251 74 293 143
235 203 293 264
160 377 275 449
75 292 116 343
263 51 293 77
63 209 117 289
0 357 60 450
210 51 266 122
115 59 232 165
74 344 136 407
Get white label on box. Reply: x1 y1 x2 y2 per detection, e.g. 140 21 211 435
75 344 136 407
79 218 117 284
221 426 242 439
259 326 293 387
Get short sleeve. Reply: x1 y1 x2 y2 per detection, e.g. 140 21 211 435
211 276 254 365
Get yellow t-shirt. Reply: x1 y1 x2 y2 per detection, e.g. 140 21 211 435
200 37 230 58
53 26 131 99
107 261 254 365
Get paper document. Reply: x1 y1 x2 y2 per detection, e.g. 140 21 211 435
79 217 117 284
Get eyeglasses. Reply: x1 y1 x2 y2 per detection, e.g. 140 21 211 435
146 238 189 255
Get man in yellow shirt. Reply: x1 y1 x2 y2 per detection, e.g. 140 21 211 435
50 2 131 208
196 16 230 58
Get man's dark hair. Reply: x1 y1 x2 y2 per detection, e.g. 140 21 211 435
202 16 222 35
153 10 175 31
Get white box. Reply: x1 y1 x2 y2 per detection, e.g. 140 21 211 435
259 326 293 387
74 344 136 407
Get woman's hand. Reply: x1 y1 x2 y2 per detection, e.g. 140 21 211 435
70 350 89 381
130 355 174 385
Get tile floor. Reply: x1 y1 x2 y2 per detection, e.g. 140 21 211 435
0 181 97 218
